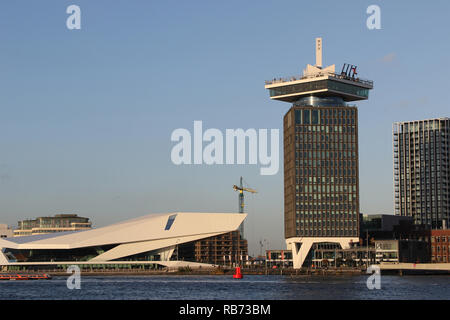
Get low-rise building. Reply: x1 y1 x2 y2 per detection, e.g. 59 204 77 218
0 224 13 238
14 214 92 237
431 229 450 263
375 239 430 264
266 250 293 268
361 214 413 233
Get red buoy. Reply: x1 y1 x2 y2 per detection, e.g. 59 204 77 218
233 267 243 279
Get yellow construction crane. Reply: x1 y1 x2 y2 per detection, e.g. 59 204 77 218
233 176 257 238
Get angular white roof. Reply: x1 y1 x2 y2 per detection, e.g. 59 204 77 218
0 212 246 250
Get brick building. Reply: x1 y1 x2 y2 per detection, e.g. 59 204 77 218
174 230 248 266
431 229 450 263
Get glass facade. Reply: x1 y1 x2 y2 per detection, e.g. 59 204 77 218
270 80 328 97
327 80 369 99
15 214 91 236
284 104 359 238
4 245 117 263
393 118 450 229
269 79 369 100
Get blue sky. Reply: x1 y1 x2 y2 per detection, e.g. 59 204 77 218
1 1 449 255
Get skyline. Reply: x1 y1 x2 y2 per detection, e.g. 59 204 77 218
1 1 450 255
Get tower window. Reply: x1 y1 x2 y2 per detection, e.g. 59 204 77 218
303 110 310 124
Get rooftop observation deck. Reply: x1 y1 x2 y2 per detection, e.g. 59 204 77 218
265 72 374 103
265 72 373 87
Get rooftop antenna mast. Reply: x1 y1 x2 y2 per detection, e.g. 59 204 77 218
315 37 322 68
301 37 335 78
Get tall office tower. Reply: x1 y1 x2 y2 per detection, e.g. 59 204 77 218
265 38 373 268
393 118 450 229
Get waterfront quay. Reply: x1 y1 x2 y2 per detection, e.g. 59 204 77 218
2 261 363 276
3 263 449 277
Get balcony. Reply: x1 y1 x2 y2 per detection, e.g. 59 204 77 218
265 71 373 87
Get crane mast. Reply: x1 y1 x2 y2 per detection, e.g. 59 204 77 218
232 176 257 239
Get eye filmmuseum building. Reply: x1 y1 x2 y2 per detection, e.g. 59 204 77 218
0 212 246 270
265 38 373 268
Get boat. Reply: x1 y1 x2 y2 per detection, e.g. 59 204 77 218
0 273 52 280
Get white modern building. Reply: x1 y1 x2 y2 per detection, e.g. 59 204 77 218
0 212 246 270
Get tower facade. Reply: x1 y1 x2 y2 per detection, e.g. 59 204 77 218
393 118 450 229
265 38 373 268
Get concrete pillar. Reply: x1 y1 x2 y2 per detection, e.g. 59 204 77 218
287 237 359 269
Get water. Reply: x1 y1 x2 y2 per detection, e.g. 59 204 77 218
0 275 448 300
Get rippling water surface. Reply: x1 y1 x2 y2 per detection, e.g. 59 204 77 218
0 275 449 300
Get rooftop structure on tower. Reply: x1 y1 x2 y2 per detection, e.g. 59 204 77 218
265 38 373 103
